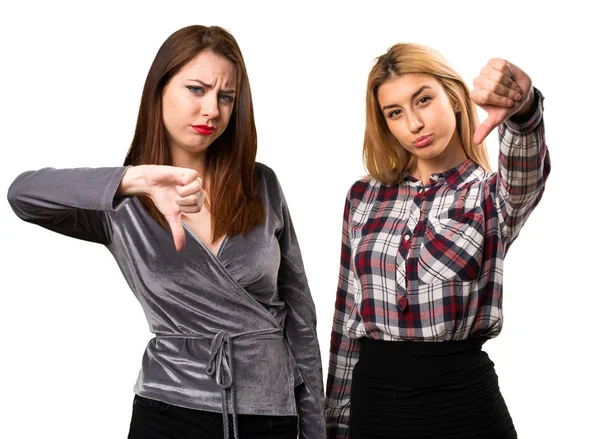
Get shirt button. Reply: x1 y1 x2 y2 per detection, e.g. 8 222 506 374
403 234 411 241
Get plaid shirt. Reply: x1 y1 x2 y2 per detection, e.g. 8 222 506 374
325 90 549 438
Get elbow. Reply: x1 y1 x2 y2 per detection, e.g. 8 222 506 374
6 172 36 221
7 177 26 219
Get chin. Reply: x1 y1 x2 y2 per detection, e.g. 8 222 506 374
414 148 439 159
189 138 212 149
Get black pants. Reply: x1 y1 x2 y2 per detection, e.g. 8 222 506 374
128 395 298 439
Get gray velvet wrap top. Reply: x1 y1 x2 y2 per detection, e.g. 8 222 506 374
7 163 326 438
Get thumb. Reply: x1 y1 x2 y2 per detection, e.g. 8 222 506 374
164 212 186 252
178 168 199 187
473 117 496 145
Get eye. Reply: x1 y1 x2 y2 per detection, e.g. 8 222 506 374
219 94 234 103
387 109 402 118
417 96 432 105
186 85 204 94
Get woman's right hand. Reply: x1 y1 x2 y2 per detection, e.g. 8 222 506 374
118 165 205 252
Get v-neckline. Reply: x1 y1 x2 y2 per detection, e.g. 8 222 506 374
182 221 229 259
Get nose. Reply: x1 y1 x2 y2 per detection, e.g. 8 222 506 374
406 111 424 133
201 94 220 120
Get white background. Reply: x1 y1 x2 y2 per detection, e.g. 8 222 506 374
1 1 598 437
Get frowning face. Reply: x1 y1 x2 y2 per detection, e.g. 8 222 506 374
162 50 237 161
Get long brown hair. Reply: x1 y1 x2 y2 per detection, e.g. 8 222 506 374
124 25 264 240
364 43 492 185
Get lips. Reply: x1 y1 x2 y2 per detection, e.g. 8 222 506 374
192 125 215 135
413 135 433 148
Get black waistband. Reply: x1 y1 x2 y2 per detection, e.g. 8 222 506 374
357 337 490 376
359 337 485 356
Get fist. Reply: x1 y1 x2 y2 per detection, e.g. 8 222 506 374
145 166 206 252
470 58 534 144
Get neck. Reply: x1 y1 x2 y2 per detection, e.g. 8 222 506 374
170 148 207 179
411 132 467 184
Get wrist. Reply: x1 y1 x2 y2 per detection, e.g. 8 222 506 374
117 165 153 197
511 88 537 122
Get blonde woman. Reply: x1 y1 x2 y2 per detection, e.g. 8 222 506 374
325 44 549 438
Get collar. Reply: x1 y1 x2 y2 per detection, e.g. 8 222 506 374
401 159 483 189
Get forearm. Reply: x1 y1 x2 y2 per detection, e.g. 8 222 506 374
8 166 129 215
294 346 327 439
325 193 361 438
7 166 130 243
325 322 359 439
498 88 548 201
280 271 326 438
495 88 550 246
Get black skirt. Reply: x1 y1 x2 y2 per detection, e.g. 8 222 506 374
349 338 517 438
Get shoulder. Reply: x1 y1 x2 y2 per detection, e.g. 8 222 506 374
339 175 381 221
254 162 287 211
346 175 380 204
254 162 280 187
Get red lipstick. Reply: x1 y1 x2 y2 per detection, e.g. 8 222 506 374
413 135 433 148
192 125 215 135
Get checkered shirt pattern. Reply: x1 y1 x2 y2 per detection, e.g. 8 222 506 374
325 89 550 438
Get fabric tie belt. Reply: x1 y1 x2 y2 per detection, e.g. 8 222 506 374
157 328 284 439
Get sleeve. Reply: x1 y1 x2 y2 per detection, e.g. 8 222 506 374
6 166 130 245
275 182 326 438
491 88 551 251
324 189 361 439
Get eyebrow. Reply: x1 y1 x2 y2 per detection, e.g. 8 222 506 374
381 85 432 111
187 79 236 94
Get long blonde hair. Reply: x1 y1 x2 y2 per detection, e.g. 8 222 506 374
364 43 491 185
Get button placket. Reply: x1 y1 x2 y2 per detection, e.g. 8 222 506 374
404 187 431 291
396 188 417 311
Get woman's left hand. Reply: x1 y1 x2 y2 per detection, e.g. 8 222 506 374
471 58 535 144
